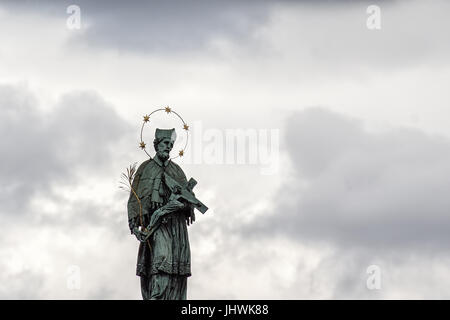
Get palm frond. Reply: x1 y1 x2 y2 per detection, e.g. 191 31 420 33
119 162 138 192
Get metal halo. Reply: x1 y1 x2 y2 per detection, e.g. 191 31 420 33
139 106 189 160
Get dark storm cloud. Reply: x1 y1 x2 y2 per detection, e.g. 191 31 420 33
247 107 450 252
3 0 447 72
0 84 132 215
65 0 450 69
2 0 447 70
0 0 273 53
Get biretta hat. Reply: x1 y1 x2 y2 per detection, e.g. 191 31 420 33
155 128 177 142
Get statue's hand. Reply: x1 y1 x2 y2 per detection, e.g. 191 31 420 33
149 209 162 229
132 227 149 242
186 210 195 226
147 200 185 229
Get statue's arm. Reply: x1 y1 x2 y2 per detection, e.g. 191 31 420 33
127 163 152 243
171 165 196 225
127 160 149 234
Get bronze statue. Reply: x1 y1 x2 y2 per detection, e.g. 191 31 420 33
126 127 208 300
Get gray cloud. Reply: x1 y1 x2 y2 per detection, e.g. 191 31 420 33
0 85 138 299
294 1 450 70
0 267 46 299
0 84 132 215
3 0 448 71
0 0 273 53
248 107 450 252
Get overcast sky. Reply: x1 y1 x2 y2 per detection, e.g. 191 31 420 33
1 0 450 299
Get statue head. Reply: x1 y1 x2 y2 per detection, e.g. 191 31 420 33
153 128 177 161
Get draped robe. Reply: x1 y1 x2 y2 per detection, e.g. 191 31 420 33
127 156 195 299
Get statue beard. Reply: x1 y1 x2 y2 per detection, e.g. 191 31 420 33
157 150 170 161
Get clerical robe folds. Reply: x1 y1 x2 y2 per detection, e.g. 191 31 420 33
128 156 194 300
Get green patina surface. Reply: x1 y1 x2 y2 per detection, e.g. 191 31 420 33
127 128 205 300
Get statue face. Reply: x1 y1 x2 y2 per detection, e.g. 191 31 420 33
156 138 174 161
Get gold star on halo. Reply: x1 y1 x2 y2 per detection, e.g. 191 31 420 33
183 123 189 131
143 115 150 122
179 150 184 157
165 106 172 113
139 141 146 149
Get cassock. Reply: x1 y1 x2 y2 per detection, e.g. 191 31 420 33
127 155 195 299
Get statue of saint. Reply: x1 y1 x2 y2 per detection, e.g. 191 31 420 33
127 128 205 300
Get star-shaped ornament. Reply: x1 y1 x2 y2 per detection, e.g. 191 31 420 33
179 150 184 157
165 106 171 113
139 141 146 149
183 123 189 131
143 115 150 122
